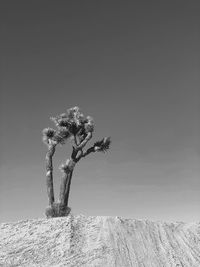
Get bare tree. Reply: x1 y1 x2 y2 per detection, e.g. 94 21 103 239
42 107 111 218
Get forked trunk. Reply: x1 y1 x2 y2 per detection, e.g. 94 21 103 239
46 158 75 218
45 170 73 218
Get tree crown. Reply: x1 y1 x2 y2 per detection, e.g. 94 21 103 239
42 106 111 153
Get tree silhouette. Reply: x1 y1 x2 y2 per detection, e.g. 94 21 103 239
42 107 111 218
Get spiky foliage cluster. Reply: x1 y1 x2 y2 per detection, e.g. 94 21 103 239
59 159 76 173
42 128 56 145
94 137 111 152
42 127 69 146
59 163 70 173
42 107 95 146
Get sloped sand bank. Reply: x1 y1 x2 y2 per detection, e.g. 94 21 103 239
0 215 200 266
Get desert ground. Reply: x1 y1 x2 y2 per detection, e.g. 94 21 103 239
0 215 200 266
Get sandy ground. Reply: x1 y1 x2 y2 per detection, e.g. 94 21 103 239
0 215 200 266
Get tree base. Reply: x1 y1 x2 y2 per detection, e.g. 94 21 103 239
45 202 71 218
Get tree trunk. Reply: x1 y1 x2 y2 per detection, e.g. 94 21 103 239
46 145 55 206
59 171 70 206
59 170 73 206
64 170 73 207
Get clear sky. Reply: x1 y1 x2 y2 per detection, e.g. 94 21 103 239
0 1 199 223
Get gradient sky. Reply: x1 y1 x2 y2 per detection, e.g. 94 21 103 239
0 1 199 223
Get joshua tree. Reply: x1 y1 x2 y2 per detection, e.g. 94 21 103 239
42 106 111 218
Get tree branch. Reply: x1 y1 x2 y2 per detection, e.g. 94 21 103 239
73 134 79 146
76 146 95 161
71 146 78 162
76 137 111 161
76 132 92 150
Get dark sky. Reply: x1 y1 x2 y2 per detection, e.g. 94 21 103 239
0 1 199 222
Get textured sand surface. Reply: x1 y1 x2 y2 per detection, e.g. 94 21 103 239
0 215 200 266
